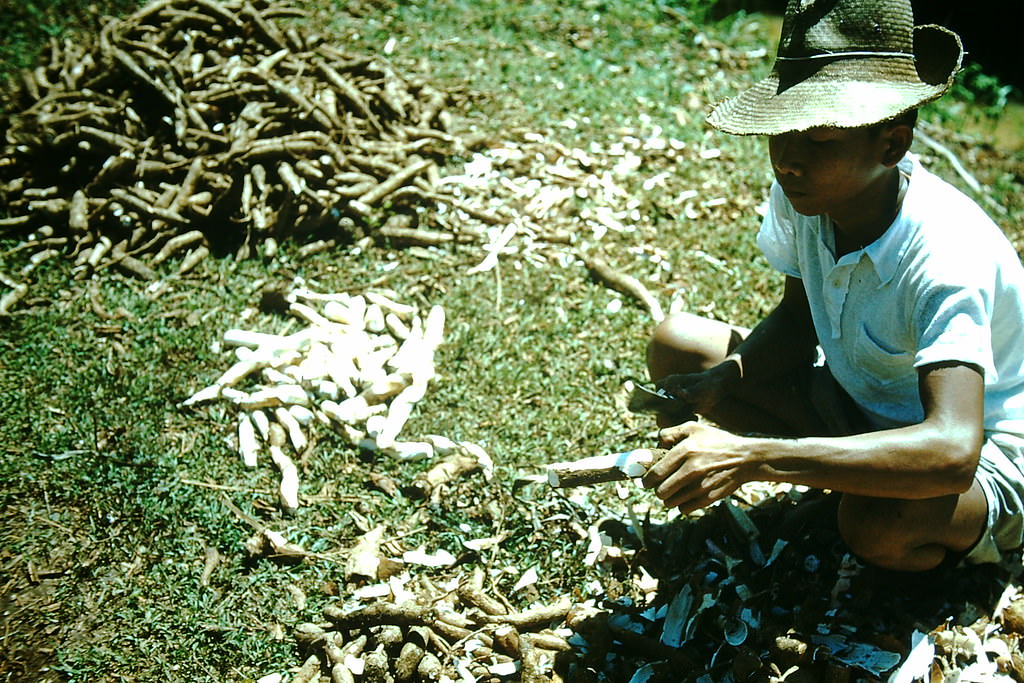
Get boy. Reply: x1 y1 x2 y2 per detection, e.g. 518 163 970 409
641 0 1024 572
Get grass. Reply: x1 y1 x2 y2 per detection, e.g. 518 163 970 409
322 0 775 148
0 234 663 678
1 0 1023 681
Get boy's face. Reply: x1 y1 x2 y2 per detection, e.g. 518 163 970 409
767 125 903 220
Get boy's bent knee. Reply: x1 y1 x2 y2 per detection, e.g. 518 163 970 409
647 313 745 379
837 495 950 571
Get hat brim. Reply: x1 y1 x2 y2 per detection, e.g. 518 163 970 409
706 25 963 136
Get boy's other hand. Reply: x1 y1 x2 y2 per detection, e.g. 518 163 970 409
656 363 738 419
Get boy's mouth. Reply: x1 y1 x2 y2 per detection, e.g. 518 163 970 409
779 183 809 200
778 184 818 214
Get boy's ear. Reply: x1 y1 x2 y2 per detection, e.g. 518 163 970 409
881 123 914 167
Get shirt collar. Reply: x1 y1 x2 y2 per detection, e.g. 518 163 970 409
861 154 918 285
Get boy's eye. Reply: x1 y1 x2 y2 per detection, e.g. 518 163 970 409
807 132 837 144
806 127 844 145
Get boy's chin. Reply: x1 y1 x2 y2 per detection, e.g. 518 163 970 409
786 195 822 217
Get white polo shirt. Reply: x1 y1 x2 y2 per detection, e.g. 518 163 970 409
757 154 1024 435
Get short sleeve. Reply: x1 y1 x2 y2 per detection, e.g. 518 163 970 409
756 181 802 278
914 282 996 379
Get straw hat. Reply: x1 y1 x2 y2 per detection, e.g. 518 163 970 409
706 0 964 135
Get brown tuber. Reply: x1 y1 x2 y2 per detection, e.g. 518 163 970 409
288 654 322 683
395 640 426 681
405 452 480 500
416 652 443 681
1001 598 1024 635
0 0 477 314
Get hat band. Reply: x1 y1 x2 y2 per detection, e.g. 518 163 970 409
776 50 914 62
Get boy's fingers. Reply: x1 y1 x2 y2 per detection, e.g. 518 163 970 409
657 423 692 445
648 461 704 501
658 465 739 511
643 447 683 482
664 483 712 512
665 479 735 514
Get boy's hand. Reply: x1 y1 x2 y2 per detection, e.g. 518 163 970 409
642 422 751 514
655 360 741 418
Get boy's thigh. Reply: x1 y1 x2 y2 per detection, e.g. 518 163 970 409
722 361 852 437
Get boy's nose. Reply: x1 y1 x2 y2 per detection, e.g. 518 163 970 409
773 159 800 176
769 136 801 177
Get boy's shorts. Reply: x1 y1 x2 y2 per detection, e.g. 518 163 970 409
964 432 1024 564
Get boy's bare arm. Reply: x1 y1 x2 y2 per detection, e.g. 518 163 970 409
726 275 819 382
644 362 985 513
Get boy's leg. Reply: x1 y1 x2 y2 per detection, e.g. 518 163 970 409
647 312 828 436
647 311 748 377
649 313 995 572
841 434 1024 570
837 483 988 572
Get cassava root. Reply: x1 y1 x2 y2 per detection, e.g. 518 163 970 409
0 0 477 312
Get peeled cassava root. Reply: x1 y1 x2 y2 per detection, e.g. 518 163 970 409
546 448 664 488
181 285 491 512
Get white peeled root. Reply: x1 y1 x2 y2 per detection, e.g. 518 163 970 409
370 382 426 451
222 328 281 348
365 291 416 320
251 409 272 440
268 424 300 512
385 313 410 340
422 305 445 353
215 357 266 388
237 413 260 467
320 396 387 425
546 448 664 488
322 295 366 326
288 301 336 328
363 303 386 333
379 441 435 461
270 446 300 512
181 383 223 407
184 285 449 512
181 354 300 408
274 406 308 452
345 525 386 581
0 283 29 316
288 405 316 425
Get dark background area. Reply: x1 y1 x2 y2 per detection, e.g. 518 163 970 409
912 0 1024 90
